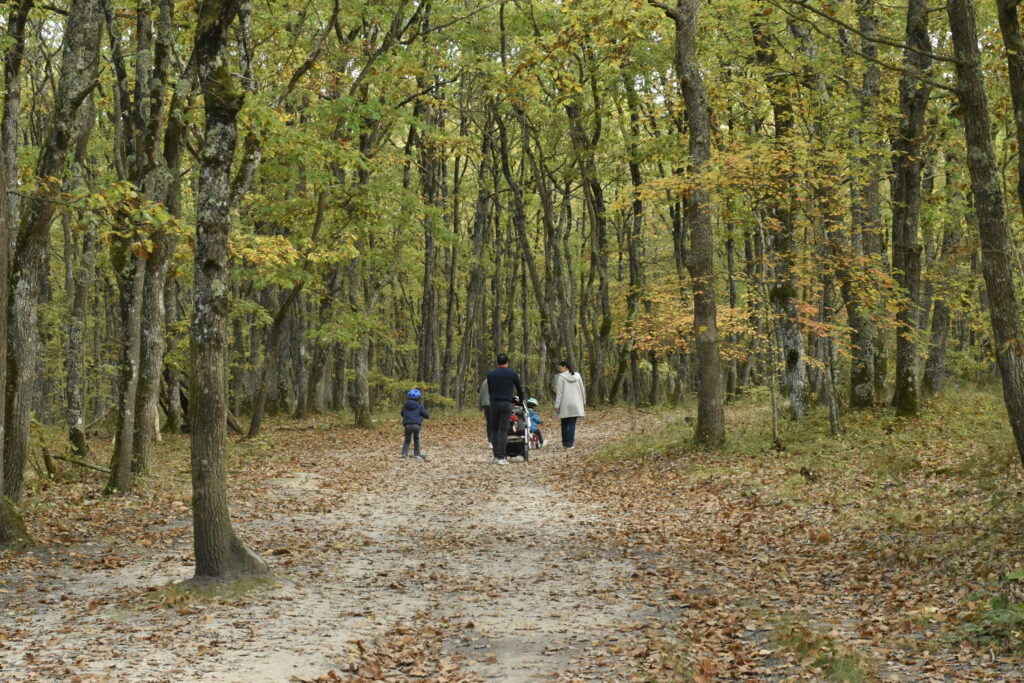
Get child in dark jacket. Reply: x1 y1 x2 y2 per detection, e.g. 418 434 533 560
401 388 430 461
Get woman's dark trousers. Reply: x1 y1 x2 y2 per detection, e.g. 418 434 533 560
560 417 578 447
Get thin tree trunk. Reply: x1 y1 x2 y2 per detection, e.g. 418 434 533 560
752 17 809 419
454 113 493 406
247 191 324 437
164 281 185 433
63 97 96 460
653 0 724 445
106 255 145 492
890 0 931 417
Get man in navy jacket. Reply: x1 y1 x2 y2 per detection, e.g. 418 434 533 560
486 353 525 464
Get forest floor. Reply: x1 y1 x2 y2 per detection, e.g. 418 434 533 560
3 389 1024 681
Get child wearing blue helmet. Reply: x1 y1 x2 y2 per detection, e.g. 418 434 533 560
400 388 430 461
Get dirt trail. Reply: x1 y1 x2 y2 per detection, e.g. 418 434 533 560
0 414 672 681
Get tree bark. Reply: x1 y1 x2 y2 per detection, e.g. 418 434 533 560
63 94 96 460
923 216 963 396
751 17 809 420
653 0 725 445
622 73 650 405
106 250 145 492
190 0 268 581
890 0 931 417
565 79 611 402
3 0 102 502
947 0 1024 467
0 0 33 538
997 0 1024 213
454 112 493 406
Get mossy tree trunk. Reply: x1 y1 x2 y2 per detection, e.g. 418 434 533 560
190 0 268 582
3 0 102 503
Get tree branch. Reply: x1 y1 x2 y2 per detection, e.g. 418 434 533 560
772 0 957 64
53 454 109 474
766 0 958 93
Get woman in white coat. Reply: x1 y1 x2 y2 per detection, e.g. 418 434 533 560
554 360 586 448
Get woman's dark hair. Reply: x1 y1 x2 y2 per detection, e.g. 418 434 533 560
559 360 575 375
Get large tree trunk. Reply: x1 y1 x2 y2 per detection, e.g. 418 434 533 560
947 0 1024 467
890 0 931 417
0 0 33 539
130 0 179 474
655 0 724 445
189 0 267 582
3 0 102 502
2 0 31 257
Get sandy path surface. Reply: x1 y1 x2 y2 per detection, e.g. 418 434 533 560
0 414 671 681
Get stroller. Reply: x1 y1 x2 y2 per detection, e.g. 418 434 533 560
504 397 531 462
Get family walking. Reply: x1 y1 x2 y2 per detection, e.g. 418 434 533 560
405 354 586 463
478 354 587 462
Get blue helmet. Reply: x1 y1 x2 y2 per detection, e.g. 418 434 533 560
526 397 538 407
407 388 422 399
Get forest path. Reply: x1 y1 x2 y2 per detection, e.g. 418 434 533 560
0 410 674 681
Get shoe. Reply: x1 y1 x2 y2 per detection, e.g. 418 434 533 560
415 455 425 462
497 459 509 465
566 446 574 450
401 453 409 460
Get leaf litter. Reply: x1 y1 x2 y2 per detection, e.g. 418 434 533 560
2 396 1024 680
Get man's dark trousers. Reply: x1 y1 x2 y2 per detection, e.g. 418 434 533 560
489 399 514 460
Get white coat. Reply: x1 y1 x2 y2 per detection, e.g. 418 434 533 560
554 371 586 419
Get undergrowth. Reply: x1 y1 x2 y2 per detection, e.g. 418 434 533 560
769 613 872 682
597 384 1024 653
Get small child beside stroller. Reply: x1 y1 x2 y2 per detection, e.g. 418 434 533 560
526 397 544 448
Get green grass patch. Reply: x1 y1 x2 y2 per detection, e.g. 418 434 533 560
770 613 872 681
148 574 280 607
